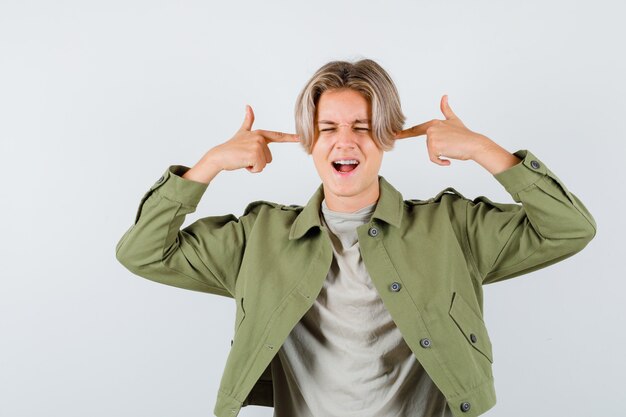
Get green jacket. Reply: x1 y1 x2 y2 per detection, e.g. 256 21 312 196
115 149 596 417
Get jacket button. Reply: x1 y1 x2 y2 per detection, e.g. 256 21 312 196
368 226 379 237
230 339 233 346
460 402 471 412
530 160 540 169
470 333 477 343
390 282 402 292
420 338 431 348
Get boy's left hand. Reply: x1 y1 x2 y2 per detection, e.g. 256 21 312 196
394 95 494 166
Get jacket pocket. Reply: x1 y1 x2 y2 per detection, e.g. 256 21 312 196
449 292 493 363
234 296 246 334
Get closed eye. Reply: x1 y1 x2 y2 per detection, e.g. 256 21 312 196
320 128 370 132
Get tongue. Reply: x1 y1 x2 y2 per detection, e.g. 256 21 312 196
338 164 357 172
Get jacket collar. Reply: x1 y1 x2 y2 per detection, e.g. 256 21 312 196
289 175 404 240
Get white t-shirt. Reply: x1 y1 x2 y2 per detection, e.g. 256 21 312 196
271 198 453 417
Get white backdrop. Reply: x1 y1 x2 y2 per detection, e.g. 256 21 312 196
1 1 623 416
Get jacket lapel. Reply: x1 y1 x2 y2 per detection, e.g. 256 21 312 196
289 175 404 240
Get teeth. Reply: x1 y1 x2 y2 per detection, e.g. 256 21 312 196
333 159 359 165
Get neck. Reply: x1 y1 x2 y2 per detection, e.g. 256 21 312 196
322 181 380 213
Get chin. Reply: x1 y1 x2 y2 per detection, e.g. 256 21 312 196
327 177 366 193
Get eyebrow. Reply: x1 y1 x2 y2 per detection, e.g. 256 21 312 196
317 119 371 125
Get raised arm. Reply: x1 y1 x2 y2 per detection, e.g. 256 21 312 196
394 95 597 285
465 148 596 284
114 105 300 297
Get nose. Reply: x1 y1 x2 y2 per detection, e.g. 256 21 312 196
334 123 359 147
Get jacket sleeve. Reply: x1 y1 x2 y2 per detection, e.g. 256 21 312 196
115 165 258 298
464 149 597 285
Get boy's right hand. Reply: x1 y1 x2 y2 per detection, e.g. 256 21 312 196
207 104 300 174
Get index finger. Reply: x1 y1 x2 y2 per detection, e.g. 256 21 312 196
394 120 438 140
257 129 300 142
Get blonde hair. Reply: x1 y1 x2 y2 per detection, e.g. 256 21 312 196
294 58 405 155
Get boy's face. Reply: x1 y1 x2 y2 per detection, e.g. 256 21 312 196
311 88 384 213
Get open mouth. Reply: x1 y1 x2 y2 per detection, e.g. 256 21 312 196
331 160 360 175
